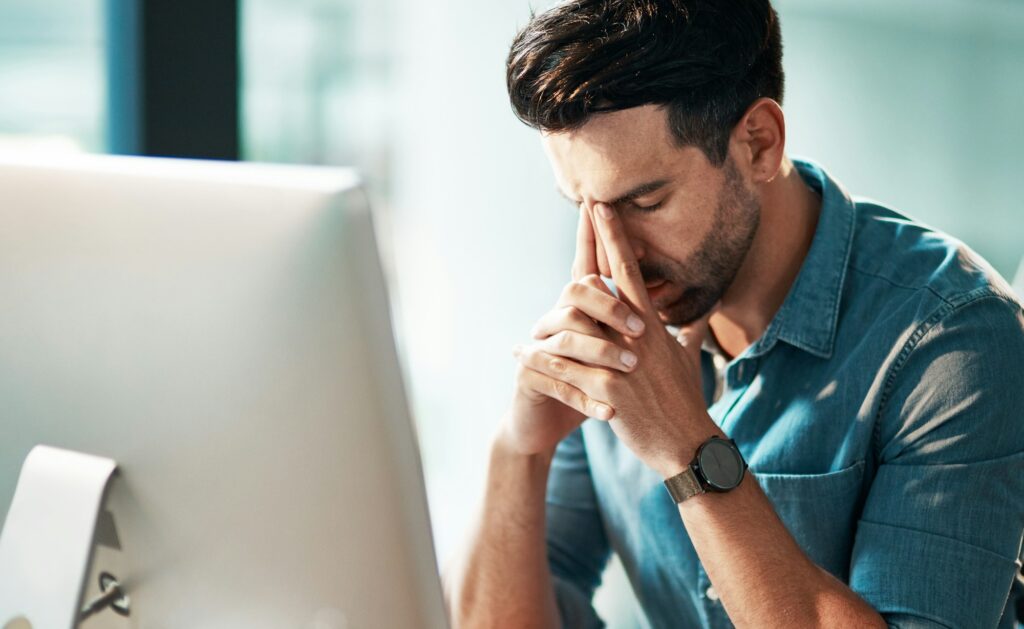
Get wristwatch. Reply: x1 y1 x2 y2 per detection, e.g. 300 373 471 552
664 436 747 503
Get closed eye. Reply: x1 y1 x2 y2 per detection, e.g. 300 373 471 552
631 201 664 213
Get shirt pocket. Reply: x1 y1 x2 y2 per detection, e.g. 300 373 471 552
753 460 866 580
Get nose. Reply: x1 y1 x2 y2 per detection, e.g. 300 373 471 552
587 207 646 278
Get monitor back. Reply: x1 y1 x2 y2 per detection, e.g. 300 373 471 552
0 154 447 628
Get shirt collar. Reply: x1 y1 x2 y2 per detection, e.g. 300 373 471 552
748 158 856 360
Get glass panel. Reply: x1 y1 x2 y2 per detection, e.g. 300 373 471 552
781 0 1024 277
240 0 393 177
0 0 106 153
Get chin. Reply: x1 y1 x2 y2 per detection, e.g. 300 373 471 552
658 287 719 327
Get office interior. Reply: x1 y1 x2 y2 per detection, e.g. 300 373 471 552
1 0 1022 624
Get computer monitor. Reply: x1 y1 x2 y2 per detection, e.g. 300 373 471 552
0 153 448 628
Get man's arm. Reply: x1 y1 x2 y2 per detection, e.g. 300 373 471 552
445 204 639 627
845 293 1024 628
443 426 561 628
676 470 884 628
514 201 888 627
444 424 612 629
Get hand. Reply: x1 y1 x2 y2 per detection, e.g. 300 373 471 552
513 202 719 478
500 207 647 457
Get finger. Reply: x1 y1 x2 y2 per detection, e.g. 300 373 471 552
579 273 614 296
532 305 605 340
514 363 614 420
513 344 613 401
592 202 654 316
552 280 646 337
539 330 638 373
588 205 612 279
571 204 599 281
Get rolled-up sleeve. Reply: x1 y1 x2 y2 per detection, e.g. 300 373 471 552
546 426 611 628
849 294 1024 628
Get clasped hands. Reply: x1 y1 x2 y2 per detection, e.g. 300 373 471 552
511 202 719 479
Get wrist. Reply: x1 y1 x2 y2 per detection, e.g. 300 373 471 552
656 415 727 480
491 420 558 468
663 433 747 505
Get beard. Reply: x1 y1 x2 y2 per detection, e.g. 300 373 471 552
640 156 760 327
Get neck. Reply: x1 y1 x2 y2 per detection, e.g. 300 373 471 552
709 158 821 360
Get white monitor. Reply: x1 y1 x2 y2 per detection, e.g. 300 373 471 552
0 153 448 628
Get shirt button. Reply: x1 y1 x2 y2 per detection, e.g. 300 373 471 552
706 586 719 601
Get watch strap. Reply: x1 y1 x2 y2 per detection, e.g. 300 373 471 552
664 466 704 503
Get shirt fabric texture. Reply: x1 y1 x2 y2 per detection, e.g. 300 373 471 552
545 158 1024 629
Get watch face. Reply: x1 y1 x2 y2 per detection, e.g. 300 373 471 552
698 438 745 491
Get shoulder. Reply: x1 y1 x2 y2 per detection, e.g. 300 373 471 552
846 198 1020 309
840 198 1022 355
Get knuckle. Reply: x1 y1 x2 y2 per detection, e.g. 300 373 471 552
613 302 633 323
519 346 540 367
548 356 567 374
595 370 617 394
617 259 641 277
581 273 602 288
554 330 573 350
551 379 572 401
563 305 585 324
565 281 585 300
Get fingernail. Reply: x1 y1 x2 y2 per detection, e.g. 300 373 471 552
512 345 522 357
594 403 613 420
620 351 638 368
627 315 645 333
597 203 613 219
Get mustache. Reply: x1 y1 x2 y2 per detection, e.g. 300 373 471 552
639 261 672 284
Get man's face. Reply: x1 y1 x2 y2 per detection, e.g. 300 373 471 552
542 104 761 327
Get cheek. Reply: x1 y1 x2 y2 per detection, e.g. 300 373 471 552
629 216 706 265
659 202 719 259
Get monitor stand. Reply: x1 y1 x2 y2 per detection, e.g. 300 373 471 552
0 446 121 628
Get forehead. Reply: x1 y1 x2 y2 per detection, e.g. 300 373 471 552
541 104 708 202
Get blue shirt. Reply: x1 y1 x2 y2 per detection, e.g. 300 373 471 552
546 159 1024 629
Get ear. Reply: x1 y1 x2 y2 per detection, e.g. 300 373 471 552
730 97 786 185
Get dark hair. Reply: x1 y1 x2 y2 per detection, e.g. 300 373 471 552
506 0 784 166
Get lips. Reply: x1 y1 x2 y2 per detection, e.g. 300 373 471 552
645 279 670 301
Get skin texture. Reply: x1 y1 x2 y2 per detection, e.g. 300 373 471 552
443 101 886 628
543 107 762 329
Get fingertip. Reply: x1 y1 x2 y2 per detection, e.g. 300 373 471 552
626 314 646 335
593 403 613 420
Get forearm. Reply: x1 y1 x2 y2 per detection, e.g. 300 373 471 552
678 472 885 629
444 426 561 629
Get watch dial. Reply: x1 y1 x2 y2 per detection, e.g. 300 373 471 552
699 439 744 490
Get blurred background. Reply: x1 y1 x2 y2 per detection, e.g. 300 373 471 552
2 0 1021 624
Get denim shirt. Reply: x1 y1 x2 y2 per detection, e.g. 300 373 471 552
545 159 1024 629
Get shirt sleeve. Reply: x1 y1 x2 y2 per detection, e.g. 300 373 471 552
546 426 611 628
849 293 1024 628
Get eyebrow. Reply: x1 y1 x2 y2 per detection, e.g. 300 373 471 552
557 178 672 208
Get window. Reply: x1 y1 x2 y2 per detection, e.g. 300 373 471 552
0 0 105 153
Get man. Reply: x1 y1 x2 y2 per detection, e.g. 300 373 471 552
443 1 1024 627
